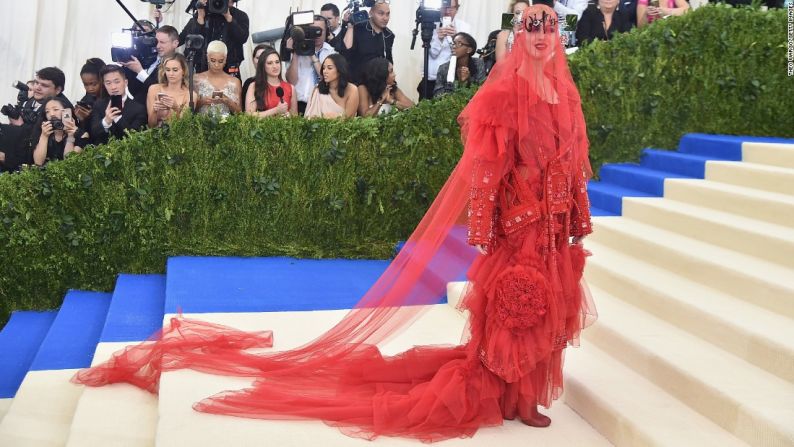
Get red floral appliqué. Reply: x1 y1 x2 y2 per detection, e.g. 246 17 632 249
493 265 550 332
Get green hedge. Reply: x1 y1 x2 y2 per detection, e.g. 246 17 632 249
1 5 793 323
569 3 794 170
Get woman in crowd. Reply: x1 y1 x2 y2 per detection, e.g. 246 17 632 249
304 53 358 119
575 0 634 45
433 32 486 98
637 0 689 27
74 58 106 127
245 48 297 118
496 0 530 62
242 44 271 106
33 97 84 166
194 40 242 116
147 54 190 128
357 58 414 117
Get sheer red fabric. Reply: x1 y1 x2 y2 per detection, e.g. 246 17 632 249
73 6 596 442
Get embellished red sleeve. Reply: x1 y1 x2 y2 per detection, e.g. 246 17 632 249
467 159 500 250
570 166 593 237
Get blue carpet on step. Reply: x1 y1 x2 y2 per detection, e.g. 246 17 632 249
679 133 794 160
30 291 112 371
165 257 397 314
0 311 57 397
100 274 166 343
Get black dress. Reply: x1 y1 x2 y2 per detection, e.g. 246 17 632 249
575 5 634 46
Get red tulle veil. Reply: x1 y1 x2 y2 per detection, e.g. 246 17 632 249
73 6 596 442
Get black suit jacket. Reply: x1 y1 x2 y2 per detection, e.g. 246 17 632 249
88 97 148 146
125 65 160 106
179 7 250 74
575 6 634 46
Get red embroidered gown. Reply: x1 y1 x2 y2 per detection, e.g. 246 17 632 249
73 5 596 443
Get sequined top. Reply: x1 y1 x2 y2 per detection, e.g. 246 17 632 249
195 76 240 117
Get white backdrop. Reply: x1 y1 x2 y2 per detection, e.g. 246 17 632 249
0 0 512 123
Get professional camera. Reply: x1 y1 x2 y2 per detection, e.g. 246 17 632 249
186 0 230 15
11 81 30 105
111 26 158 67
280 10 324 59
1 104 21 121
345 0 378 26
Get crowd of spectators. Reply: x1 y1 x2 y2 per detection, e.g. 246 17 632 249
3 0 740 172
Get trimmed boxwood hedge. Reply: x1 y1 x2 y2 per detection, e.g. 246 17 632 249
1 4 792 323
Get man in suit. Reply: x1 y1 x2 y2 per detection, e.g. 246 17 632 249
89 65 147 146
120 25 181 105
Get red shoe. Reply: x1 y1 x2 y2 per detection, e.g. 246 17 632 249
520 408 551 427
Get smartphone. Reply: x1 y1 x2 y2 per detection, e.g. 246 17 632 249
441 16 452 28
110 94 124 111
212 91 224 99
649 0 660 7
501 13 514 30
62 109 72 123
157 92 169 101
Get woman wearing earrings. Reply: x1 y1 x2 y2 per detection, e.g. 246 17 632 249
575 0 633 45
433 32 485 98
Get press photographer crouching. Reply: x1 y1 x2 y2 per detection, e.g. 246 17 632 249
284 12 336 115
88 65 147 146
180 0 250 78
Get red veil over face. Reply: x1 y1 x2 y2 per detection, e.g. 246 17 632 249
74 5 595 442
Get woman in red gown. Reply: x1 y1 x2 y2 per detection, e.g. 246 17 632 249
74 4 596 442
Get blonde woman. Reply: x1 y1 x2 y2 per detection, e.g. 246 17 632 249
147 54 190 128
194 40 242 116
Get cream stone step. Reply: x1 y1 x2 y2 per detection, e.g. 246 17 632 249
155 309 612 447
743 142 794 169
0 398 11 424
584 241 794 383
589 217 794 319
663 179 794 226
564 343 748 447
620 198 794 269
65 343 159 447
705 161 794 196
584 288 794 447
0 370 83 447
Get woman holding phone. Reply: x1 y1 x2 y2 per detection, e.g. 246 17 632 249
147 54 190 128
33 97 83 166
637 0 688 27
194 40 242 117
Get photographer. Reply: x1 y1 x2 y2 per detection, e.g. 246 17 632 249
341 0 394 84
33 97 85 166
7 67 71 128
285 15 336 115
121 25 181 105
321 3 345 50
179 0 250 78
417 0 470 100
88 65 147 146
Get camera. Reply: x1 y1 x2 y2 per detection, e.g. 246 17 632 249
49 118 64 131
186 0 229 15
416 0 451 24
345 0 378 26
12 81 30 104
1 104 21 121
280 11 324 59
111 27 158 67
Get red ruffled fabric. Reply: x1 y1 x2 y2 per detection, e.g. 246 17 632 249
74 6 596 442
